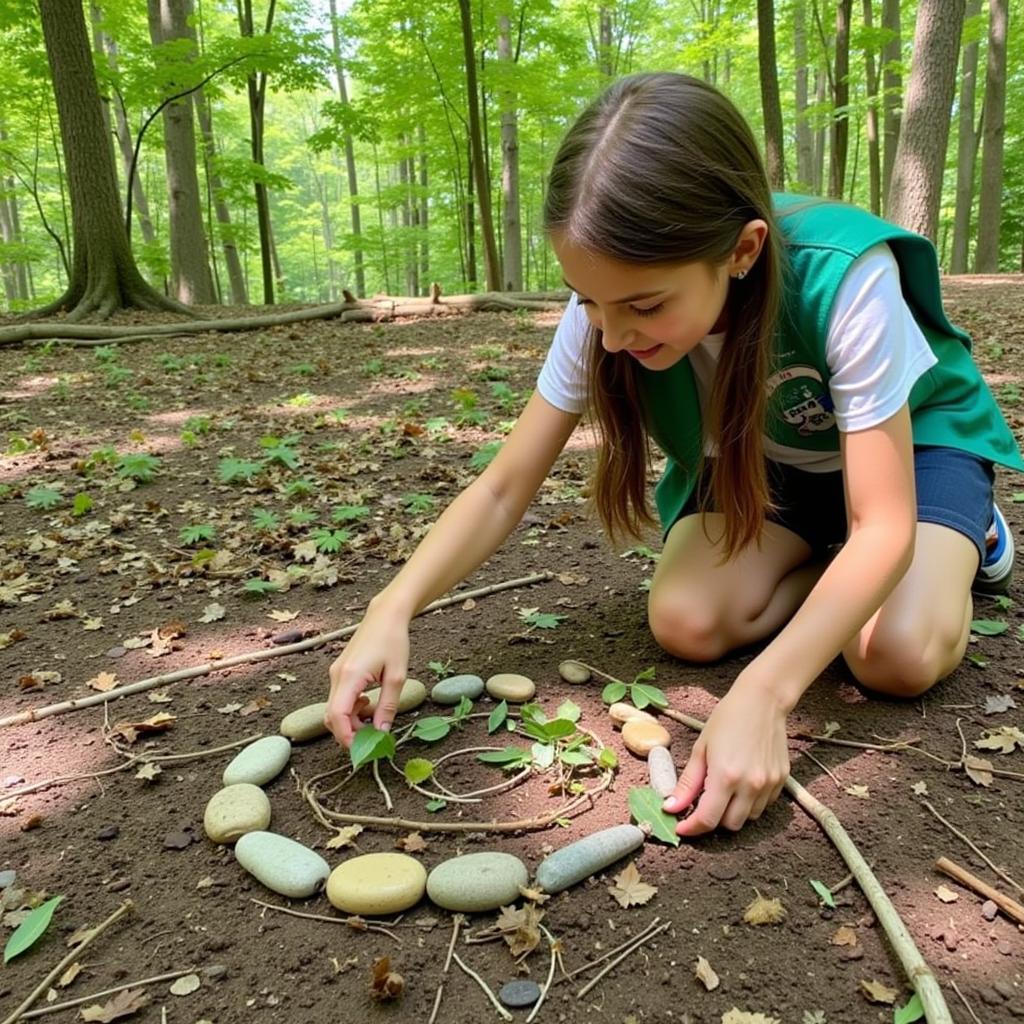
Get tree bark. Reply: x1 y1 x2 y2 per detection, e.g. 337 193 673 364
881 0 902 216
861 0 881 215
828 0 852 199
813 66 827 194
886 0 965 241
951 0 983 274
974 0 1009 272
497 10 522 291
418 122 429 289
35 0 190 320
793 0 814 189
756 0 785 189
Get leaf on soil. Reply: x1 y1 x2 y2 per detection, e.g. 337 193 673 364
974 725 1024 754
830 925 857 947
963 755 994 786
80 987 150 1021
821 721 841 738
147 691 173 703
859 979 898 1004
134 762 161 783
721 1010 780 1024
608 862 657 908
43 599 77 620
168 973 200 996
934 884 959 903
199 603 225 623
217 703 243 714
58 961 82 987
809 880 835 908
743 894 787 926
293 539 318 562
394 832 427 853
970 618 1008 636
65 925 95 948
3 895 62 963
495 903 544 957
694 955 720 991
983 694 1017 714
894 992 925 1024
844 784 870 799
109 713 175 744
19 671 62 689
267 609 298 622
628 786 680 846
517 884 550 904
81 617 104 631
911 781 928 796
350 724 396 771
802 1012 827 1024
326 825 364 849
86 672 119 693
239 697 270 716
402 758 433 785
368 956 404 1001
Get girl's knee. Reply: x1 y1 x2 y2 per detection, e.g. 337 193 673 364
845 619 963 698
647 590 731 662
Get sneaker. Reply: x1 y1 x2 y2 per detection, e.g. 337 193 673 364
973 501 1014 595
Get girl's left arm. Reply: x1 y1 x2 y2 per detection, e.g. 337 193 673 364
669 403 917 836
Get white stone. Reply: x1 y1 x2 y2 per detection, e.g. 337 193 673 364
280 702 329 742
203 784 271 844
364 678 428 714
427 852 529 912
234 831 329 898
222 736 292 787
647 745 677 797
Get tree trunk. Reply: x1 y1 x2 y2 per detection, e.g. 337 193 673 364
813 67 827 194
950 0 983 274
418 122 429 289
794 0 813 189
598 6 614 78
372 141 390 294
148 0 216 304
881 0 902 216
465 135 477 288
974 0 1009 272
756 0 785 189
861 0 881 214
828 0 852 199
0 186 19 305
497 10 522 291
886 0 965 240
35 0 188 320
459 0 500 291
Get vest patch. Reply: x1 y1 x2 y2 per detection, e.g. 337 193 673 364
766 365 836 435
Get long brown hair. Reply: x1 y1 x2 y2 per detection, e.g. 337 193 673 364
543 72 785 559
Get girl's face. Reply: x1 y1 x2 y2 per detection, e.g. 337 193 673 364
550 224 764 371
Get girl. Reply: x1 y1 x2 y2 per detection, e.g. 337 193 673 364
326 72 1022 838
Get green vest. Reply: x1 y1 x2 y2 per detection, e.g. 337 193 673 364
639 193 1024 530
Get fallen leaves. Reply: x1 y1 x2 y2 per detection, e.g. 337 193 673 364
983 694 1017 714
134 763 162 783
607 862 657 908
974 725 1024 754
108 713 176 745
743 893 787 926
859 979 898 1005
911 781 929 796
86 672 119 693
963 755 994 787
80 987 150 1021
843 784 870 799
394 832 427 854
495 903 544 957
326 825 364 849
199 603 226 623
368 956 404 1001
830 925 858 947
267 608 298 622
721 1009 780 1024
168 973 200 996
695 954 720 991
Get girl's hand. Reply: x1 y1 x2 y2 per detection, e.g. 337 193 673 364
324 604 411 747
663 676 790 836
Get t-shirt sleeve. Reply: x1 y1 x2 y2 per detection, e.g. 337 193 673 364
825 243 939 433
536 292 590 414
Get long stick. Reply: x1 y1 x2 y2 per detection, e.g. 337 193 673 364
935 856 1024 926
19 967 199 1019
1 901 134 1024
659 705 954 1024
575 921 672 999
0 572 552 729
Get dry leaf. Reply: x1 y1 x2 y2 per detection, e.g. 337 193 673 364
695 955 720 991
43 599 77 620
934 885 959 903
134 763 161 783
911 781 929 796
461 598 476 610
495 903 544 957
394 832 427 853
821 721 841 738
80 987 150 1022
267 609 298 622
195 877 216 889
239 697 270 716
168 973 200 996
58 961 82 988
830 925 858 947
974 726 1024 754
608 862 657 908
216 703 243 715
326 825 364 849
86 672 119 693
81 617 104 631
109 713 175 745
368 956 404 1002
293 539 318 562
743 894 787 926
964 755 994 787
147 691 173 704
517 884 550 904
199 603 226 624
844 784 870 799
66 925 96 948
859 979 898 1005
721 1010 781 1024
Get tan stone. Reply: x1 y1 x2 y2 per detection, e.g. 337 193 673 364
327 853 427 915
203 784 271 844
621 718 672 757
485 673 536 703
608 702 658 728
558 660 591 684
364 678 427 715
279 702 329 742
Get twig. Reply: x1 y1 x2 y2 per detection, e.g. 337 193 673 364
562 917 663 981
20 968 201 1019
526 926 559 1024
444 914 463 973
920 801 1024 896
372 759 393 811
0 572 553 729
795 730 921 752
427 984 444 1024
949 979 984 1024
934 857 1024 926
828 863 874 896
575 921 672 999
1 900 134 1024
249 899 402 941
799 748 843 789
451 953 513 1021
955 718 968 765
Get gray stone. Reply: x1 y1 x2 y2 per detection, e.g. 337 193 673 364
427 852 529 912
535 824 645 894
499 980 541 1008
222 736 292 787
280 702 329 742
365 678 428 714
982 899 999 921
234 831 330 898
0 870 15 890
431 674 484 705
203 784 272 844
558 660 590 684
647 746 677 797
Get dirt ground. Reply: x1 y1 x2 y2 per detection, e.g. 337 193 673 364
2 277 1023 1024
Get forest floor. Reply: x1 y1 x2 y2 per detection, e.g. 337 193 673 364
1 277 1024 1024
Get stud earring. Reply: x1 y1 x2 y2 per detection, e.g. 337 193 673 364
732 269 748 280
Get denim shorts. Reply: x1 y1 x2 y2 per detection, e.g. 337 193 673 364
678 446 994 561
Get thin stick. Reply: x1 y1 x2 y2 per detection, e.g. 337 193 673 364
828 864 874 896
426 984 444 1024
451 953 513 1022
955 718 968 765
526 927 559 1024
1 900 133 1024
249 899 401 941
0 572 553 729
575 921 672 999
372 759 393 811
949 980 985 1024
562 918 663 981
20 968 199 1019
795 730 922 752
921 801 1024 896
799 748 843 789
935 857 1024 926
444 914 463 973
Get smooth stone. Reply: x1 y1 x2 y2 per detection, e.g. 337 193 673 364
365 678 428 714
485 673 536 703
499 980 541 1008
222 736 292 787
234 831 329 898
203 784 271 844
327 853 427 915
558 660 591 684
647 745 677 797
0 870 15 890
427 852 529 912
431 674 484 705
608 702 657 728
982 899 999 921
622 719 672 757
280 702 329 742
535 824 646 894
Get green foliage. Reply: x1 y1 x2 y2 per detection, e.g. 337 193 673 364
411 716 451 742
488 700 509 734
311 527 350 552
628 786 680 846
288 507 318 526
809 879 836 908
252 508 281 531
470 440 502 470
219 458 263 483
4 895 62 963
403 492 436 515
350 723 396 771
601 667 668 709
25 486 62 510
893 993 924 1024
180 524 215 545
71 493 93 517
116 454 161 482
242 578 279 596
403 757 434 785
518 607 566 630
333 504 370 522
971 619 1008 636
259 435 301 469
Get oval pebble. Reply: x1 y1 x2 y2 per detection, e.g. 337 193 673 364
622 719 672 757
535 824 645 894
427 852 529 912
327 853 427 915
280 702 329 742
431 674 484 705
647 745 677 796
203 784 271 844
485 673 536 703
608 702 658 728
222 735 292 787
364 678 428 715
499 980 541 1008
234 831 329 898
558 660 591 684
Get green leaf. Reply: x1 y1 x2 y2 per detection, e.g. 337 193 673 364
218 458 263 483
4 896 63 963
412 717 451 743
71 493 93 517
487 700 509 734
349 724 396 772
477 746 530 765
559 749 593 766
598 746 619 770
556 699 581 723
971 619 1008 636
531 742 555 769
25 487 62 510
602 681 627 704
628 786 680 846
403 758 434 785
632 666 657 683
540 718 577 740
518 702 546 725
452 695 474 722
809 879 836 908
893 992 924 1024
425 798 447 813
630 682 668 709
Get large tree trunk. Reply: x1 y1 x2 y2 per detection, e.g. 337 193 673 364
418 122 429 289
828 0 852 199
974 0 1009 272
756 0 785 189
793 0 814 189
497 10 522 291
148 0 216 304
35 0 188 320
881 0 902 216
950 0 983 274
886 0 965 241
813 66 827 194
861 0 881 215
598 6 614 78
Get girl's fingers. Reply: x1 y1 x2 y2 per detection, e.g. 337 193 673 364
372 670 405 734
675 778 731 837
663 742 706 814
719 793 755 832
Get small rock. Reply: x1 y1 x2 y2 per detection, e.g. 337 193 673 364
431 674 484 705
558 660 591 684
108 878 131 892
235 831 330 898
326 853 427 915
0 870 16 890
271 629 305 646
995 982 1016 1001
484 673 536 703
96 825 119 841
203 784 272 844
280 703 330 742
427 852 529 912
707 862 739 881
647 746 677 797
204 965 228 981
365 678 428 715
163 830 195 850
982 899 999 921
105 646 127 659
607 702 657 728
2 775 25 788
838 946 864 961
998 941 1013 956
222 736 292 787
499 980 541 1008
621 718 672 757
535 824 645 894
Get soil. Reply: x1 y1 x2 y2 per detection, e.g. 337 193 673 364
2 278 1023 1024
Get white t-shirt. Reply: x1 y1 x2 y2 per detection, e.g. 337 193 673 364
536 243 939 472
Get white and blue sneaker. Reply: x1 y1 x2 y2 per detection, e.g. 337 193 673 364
973 502 1014 595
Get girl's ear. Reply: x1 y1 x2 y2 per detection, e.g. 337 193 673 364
730 219 768 276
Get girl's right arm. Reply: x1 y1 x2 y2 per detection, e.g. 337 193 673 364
325 391 581 745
